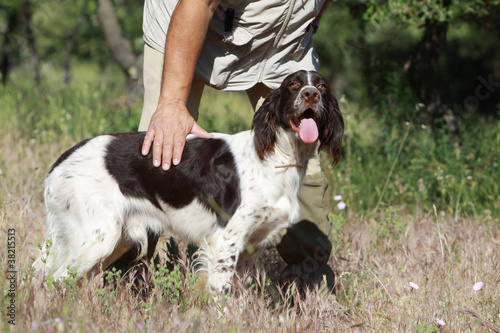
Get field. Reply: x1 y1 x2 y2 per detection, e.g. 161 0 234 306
1 65 499 332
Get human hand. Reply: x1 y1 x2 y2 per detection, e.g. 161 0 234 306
141 100 212 171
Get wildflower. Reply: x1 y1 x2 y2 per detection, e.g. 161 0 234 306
137 322 145 330
337 202 347 210
409 282 419 290
436 318 445 326
54 318 61 323
473 282 483 291
333 195 343 201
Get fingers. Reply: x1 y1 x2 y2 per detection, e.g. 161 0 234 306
142 130 154 157
141 104 209 171
150 123 185 171
171 133 186 168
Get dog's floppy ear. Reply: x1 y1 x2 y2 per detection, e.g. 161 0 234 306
318 95 344 165
252 89 281 160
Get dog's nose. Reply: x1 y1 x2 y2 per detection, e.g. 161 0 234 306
301 88 319 103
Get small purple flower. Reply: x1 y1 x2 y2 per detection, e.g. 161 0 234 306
54 318 61 323
436 318 445 326
337 202 347 210
473 282 483 291
333 195 343 201
409 282 419 290
137 322 145 330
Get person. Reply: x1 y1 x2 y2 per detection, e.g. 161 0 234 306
140 0 335 295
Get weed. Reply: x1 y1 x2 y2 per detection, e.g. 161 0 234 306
414 322 439 333
151 264 200 311
374 206 408 248
61 267 81 302
96 267 122 315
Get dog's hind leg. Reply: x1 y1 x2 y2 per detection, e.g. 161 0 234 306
40 210 124 280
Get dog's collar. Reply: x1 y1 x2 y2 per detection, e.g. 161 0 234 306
274 146 307 169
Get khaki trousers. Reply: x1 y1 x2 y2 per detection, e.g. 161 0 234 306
139 44 332 266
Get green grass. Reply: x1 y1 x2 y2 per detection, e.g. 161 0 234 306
326 98 499 217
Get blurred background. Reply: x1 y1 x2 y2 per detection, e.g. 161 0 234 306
1 0 499 217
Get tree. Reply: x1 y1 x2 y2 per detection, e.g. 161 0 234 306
0 2 19 84
0 1 41 86
363 0 500 145
96 0 143 89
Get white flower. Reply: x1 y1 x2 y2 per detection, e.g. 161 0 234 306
473 282 483 291
333 195 343 201
409 282 419 290
436 318 445 326
337 202 347 210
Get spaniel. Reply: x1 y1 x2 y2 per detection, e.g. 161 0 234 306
33 70 344 294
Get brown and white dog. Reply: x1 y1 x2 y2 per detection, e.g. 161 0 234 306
33 70 344 293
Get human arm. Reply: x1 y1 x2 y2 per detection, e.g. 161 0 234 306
141 0 221 170
312 0 330 32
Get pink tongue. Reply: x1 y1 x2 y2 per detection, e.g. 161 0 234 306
299 118 319 143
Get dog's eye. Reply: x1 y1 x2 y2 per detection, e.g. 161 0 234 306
317 83 327 90
289 81 300 88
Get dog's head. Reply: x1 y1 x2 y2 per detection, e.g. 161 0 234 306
252 70 344 164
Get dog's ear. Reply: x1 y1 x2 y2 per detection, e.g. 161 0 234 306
318 95 344 165
252 89 281 160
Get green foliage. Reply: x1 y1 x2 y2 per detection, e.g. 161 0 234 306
96 268 122 315
147 237 203 311
151 264 200 311
329 211 348 247
329 98 499 217
61 267 81 302
336 270 370 307
374 207 408 248
364 0 499 25
0 63 141 143
38 238 53 264
198 88 254 134
413 322 439 333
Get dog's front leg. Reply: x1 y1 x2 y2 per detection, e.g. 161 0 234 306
204 226 246 294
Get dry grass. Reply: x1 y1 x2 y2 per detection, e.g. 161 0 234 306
1 134 499 333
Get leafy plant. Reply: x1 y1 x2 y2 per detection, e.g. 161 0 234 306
96 267 122 315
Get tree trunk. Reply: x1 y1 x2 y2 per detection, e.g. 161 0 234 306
96 0 143 88
0 8 19 85
21 1 41 87
64 2 88 85
404 0 460 145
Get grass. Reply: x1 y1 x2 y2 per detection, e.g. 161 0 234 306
1 64 499 332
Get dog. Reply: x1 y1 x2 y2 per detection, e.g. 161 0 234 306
33 70 344 294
